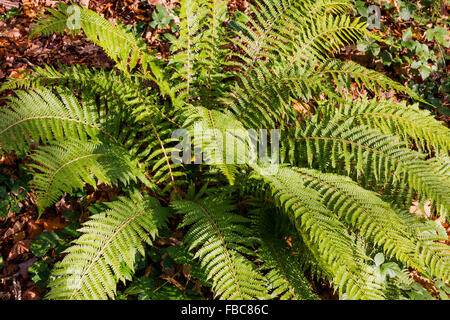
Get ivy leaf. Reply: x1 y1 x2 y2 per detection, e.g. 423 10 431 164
419 65 433 80
357 41 370 52
380 50 393 66
30 232 62 258
402 28 413 42
29 260 51 288
426 27 450 48
399 4 415 21
355 1 368 17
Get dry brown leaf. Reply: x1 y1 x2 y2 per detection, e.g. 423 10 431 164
35 216 69 232
7 240 30 261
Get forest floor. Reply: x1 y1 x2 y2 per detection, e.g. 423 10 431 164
0 0 449 300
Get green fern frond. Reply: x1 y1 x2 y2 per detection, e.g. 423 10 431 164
0 64 145 111
285 118 450 213
134 105 186 191
30 3 160 74
251 204 319 300
229 60 323 128
46 192 170 300
0 88 125 151
184 106 250 185
316 59 424 103
168 0 233 104
323 97 450 155
168 0 208 100
172 193 268 299
394 208 450 281
299 0 354 16
230 59 423 130
289 168 425 271
234 0 366 67
254 166 385 299
30 139 151 213
289 14 367 62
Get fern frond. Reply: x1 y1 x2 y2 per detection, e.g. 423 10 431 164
251 204 319 300
299 0 354 16
394 208 450 281
168 0 208 100
134 105 185 191
46 192 170 300
30 3 161 74
172 193 268 299
289 13 367 62
30 139 151 213
317 59 424 103
168 0 233 105
234 0 366 67
230 58 423 130
323 97 450 155
0 64 144 110
184 106 250 185
0 88 125 151
229 60 324 129
285 118 450 213
254 166 385 299
289 168 424 271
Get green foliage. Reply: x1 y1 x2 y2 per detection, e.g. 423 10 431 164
172 189 268 299
0 164 31 218
251 204 319 300
0 0 449 300
30 139 150 213
150 5 176 31
355 1 449 114
0 7 21 21
46 192 170 299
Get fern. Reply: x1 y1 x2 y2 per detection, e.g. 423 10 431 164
46 192 170 299
283 115 450 214
172 189 268 299
253 167 385 299
251 204 319 300
31 3 154 73
1 0 448 300
168 0 233 105
324 97 450 155
30 139 150 213
0 88 125 151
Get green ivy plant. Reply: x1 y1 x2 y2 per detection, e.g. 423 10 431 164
355 0 449 115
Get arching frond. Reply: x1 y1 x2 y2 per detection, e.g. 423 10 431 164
0 88 125 151
316 59 424 103
251 204 319 300
289 168 424 272
172 192 268 300
46 192 170 300
30 3 157 73
284 118 450 213
254 167 385 299
234 0 367 67
30 139 151 213
322 97 450 155
394 207 450 281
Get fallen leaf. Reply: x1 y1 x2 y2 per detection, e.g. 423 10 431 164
7 240 31 261
22 289 40 300
35 216 69 232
